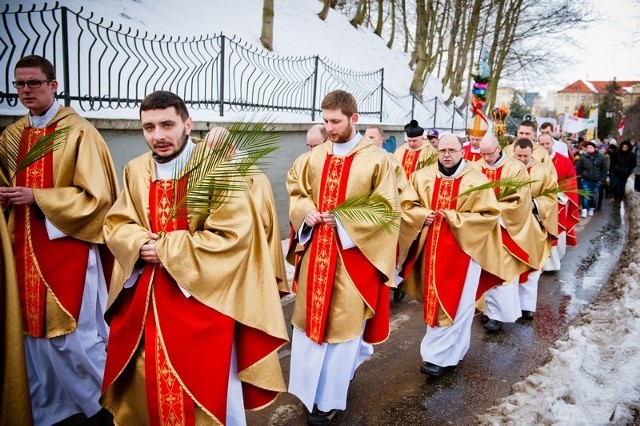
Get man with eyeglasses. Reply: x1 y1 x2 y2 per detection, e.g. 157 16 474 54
474 134 546 333
394 119 437 179
398 133 504 378
0 55 119 424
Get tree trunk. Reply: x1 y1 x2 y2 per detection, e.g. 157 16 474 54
374 0 384 36
401 0 410 53
350 0 368 27
409 0 427 96
318 0 332 20
260 0 274 51
387 0 396 48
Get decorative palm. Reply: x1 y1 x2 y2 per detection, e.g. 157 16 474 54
330 191 399 234
456 176 536 200
538 176 595 200
163 119 279 232
0 126 70 182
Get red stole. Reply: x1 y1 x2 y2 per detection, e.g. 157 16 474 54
14 124 89 337
401 150 420 178
552 154 579 246
422 177 469 326
306 155 389 344
463 145 482 162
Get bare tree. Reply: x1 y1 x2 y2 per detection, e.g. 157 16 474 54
260 0 274 51
350 0 368 27
318 0 333 20
409 0 427 95
401 0 410 53
374 0 384 36
387 0 396 48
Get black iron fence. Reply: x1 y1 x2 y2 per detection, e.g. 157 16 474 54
0 2 466 129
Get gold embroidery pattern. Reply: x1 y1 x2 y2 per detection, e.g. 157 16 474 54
23 128 46 336
481 167 500 197
403 150 418 178
425 178 454 325
155 332 186 426
309 156 344 342
156 180 175 232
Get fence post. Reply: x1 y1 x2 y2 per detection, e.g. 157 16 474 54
219 35 225 117
61 6 71 107
379 68 384 123
433 98 437 129
311 56 319 121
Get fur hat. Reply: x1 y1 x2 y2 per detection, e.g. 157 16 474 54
404 120 424 138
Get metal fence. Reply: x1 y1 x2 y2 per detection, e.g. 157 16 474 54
0 2 466 129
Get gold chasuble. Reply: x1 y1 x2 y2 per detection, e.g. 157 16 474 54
0 108 119 339
398 164 504 326
474 156 542 282
394 142 437 179
525 159 559 269
102 149 288 425
287 138 399 345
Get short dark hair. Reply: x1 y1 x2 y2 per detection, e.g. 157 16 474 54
540 122 553 131
15 55 56 80
140 91 189 120
321 90 358 117
514 137 534 150
519 120 536 132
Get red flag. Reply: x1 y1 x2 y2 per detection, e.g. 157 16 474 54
618 115 626 136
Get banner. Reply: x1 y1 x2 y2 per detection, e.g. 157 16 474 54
584 107 598 141
563 115 591 133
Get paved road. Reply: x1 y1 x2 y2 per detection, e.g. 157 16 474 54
247 198 627 425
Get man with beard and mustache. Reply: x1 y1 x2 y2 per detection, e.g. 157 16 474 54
397 133 504 378
287 90 399 424
101 91 288 425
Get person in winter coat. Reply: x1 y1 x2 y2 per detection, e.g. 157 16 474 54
610 140 637 203
575 141 607 217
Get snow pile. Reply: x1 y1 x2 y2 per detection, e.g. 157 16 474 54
478 186 640 424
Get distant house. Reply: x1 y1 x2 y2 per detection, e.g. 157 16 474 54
496 87 542 117
554 80 640 116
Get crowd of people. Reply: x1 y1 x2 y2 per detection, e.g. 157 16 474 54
0 54 634 426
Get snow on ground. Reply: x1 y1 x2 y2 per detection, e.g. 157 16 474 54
478 183 640 424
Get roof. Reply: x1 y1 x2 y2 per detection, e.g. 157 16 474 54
523 92 539 106
558 79 640 94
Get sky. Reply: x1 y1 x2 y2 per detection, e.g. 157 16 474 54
2 0 639 420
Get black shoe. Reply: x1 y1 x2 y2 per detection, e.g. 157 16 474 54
393 287 406 302
483 319 502 332
521 310 534 320
308 407 341 425
420 361 444 377
479 314 489 324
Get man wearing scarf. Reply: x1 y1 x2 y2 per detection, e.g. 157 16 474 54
287 90 399 424
398 133 503 377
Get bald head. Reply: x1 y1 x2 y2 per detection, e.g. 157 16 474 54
306 124 327 150
438 133 462 149
204 126 231 147
537 133 554 155
479 134 501 165
479 134 498 151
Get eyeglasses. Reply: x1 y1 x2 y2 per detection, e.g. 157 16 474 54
480 147 499 157
437 148 462 155
12 79 52 89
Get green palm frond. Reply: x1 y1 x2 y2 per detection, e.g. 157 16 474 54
330 191 399 234
538 176 595 200
456 177 536 199
416 155 437 170
164 118 279 231
0 126 70 181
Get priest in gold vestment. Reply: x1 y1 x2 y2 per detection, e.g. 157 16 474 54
513 138 558 320
398 133 504 378
0 55 118 425
287 90 399 423
393 120 437 179
101 91 288 425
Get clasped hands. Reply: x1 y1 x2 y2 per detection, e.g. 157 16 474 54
304 209 337 228
139 231 162 264
0 186 35 209
424 209 448 226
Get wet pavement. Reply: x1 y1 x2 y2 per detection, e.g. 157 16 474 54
247 198 627 425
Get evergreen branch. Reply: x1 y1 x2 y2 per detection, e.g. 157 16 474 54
0 126 70 181
330 191 399 234
163 117 280 232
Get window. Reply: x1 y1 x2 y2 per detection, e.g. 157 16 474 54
565 95 570 101
564 107 569 113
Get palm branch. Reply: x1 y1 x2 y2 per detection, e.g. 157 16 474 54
330 191 399 234
456 177 536 199
538 176 595 200
164 118 280 232
416 155 437 170
0 126 70 182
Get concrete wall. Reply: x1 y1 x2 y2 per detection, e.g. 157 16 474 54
1 115 407 236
